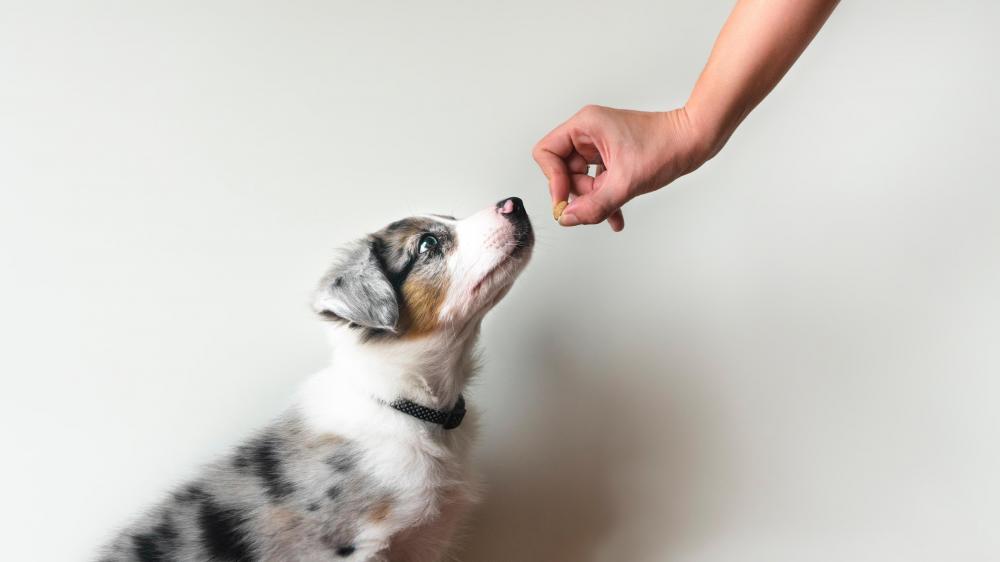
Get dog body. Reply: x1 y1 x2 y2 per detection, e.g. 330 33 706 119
100 198 533 562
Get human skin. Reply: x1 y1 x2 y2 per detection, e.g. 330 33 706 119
532 0 840 231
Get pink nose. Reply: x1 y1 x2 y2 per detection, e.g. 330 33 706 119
495 196 526 220
496 196 524 215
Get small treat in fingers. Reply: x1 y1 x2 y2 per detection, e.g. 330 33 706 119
552 200 568 222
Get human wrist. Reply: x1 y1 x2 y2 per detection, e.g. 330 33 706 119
679 101 736 162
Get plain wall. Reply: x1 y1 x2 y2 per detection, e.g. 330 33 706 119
2 1 998 560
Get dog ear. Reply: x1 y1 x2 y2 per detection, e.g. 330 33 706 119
314 239 399 332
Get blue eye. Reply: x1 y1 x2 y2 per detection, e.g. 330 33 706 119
418 234 439 254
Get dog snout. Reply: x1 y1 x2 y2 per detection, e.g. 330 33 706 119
494 196 533 247
496 196 527 221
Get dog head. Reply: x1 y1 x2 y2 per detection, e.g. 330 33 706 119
314 197 533 340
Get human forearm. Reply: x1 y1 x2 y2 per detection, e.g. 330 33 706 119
686 0 839 154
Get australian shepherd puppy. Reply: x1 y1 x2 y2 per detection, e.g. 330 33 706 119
100 197 534 562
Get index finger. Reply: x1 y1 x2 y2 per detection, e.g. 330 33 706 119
532 124 575 206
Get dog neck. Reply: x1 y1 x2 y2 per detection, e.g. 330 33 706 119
324 322 480 412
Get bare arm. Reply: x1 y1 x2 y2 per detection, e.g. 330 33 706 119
533 0 839 231
689 0 840 155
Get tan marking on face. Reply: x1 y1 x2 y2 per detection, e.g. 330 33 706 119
401 277 449 337
368 499 393 523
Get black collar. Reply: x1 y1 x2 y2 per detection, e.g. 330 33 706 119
387 395 466 430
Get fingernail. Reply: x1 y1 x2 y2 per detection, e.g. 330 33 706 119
559 212 580 227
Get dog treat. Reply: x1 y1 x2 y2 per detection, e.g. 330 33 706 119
553 200 568 222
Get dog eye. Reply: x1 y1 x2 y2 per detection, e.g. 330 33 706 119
418 234 439 254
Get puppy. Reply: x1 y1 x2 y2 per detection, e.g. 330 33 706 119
99 197 534 562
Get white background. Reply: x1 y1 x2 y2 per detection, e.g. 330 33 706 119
2 1 999 560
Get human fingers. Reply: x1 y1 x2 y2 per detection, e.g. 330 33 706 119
559 175 624 227
607 209 625 232
532 123 578 206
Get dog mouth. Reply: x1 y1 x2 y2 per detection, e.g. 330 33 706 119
471 244 530 296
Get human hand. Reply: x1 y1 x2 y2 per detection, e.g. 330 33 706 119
532 105 718 231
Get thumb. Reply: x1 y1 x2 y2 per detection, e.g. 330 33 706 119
559 173 625 227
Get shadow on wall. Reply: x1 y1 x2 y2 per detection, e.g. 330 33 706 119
459 321 727 562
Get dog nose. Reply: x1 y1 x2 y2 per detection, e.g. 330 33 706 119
496 196 533 244
496 196 525 218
